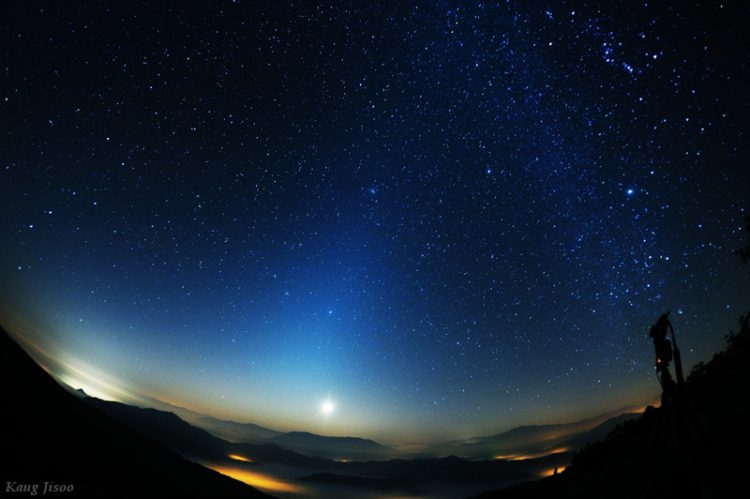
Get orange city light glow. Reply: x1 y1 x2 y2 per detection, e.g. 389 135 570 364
208 465 305 495
494 446 569 461
539 465 567 478
227 453 253 463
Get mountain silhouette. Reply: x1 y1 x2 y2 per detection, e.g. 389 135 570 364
131 386 642 463
83 397 330 468
76 368 643 464
80 397 550 488
114 391 398 460
269 431 396 461
426 407 643 460
0 326 269 498
125 394 284 444
193 415 283 444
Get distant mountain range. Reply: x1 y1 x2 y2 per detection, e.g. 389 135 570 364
83 396 330 468
269 432 395 461
76 380 644 463
426 407 643 460
78 394 554 496
73 389 659 498
78 390 399 462
194 414 283 443
126 394 285 444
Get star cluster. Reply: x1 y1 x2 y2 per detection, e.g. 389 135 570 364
1 1 748 440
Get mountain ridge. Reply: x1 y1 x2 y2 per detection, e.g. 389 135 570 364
0 325 270 498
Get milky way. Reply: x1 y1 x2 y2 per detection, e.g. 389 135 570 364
1 1 748 441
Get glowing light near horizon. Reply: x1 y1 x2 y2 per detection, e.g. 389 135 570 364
494 447 570 461
539 465 568 478
10 330 136 403
321 399 335 416
208 465 305 494
55 362 135 402
227 453 253 463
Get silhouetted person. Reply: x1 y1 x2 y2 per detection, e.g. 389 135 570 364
650 312 676 405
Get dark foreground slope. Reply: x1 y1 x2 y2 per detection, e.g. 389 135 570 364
0 326 270 498
472 314 750 499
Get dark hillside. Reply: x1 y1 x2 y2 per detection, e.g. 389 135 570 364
472 313 750 499
0 327 270 498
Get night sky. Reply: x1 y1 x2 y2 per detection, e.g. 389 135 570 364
1 1 748 443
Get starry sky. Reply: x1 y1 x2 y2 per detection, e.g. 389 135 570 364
1 1 748 443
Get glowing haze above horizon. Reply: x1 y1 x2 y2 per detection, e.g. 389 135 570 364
1 1 748 443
